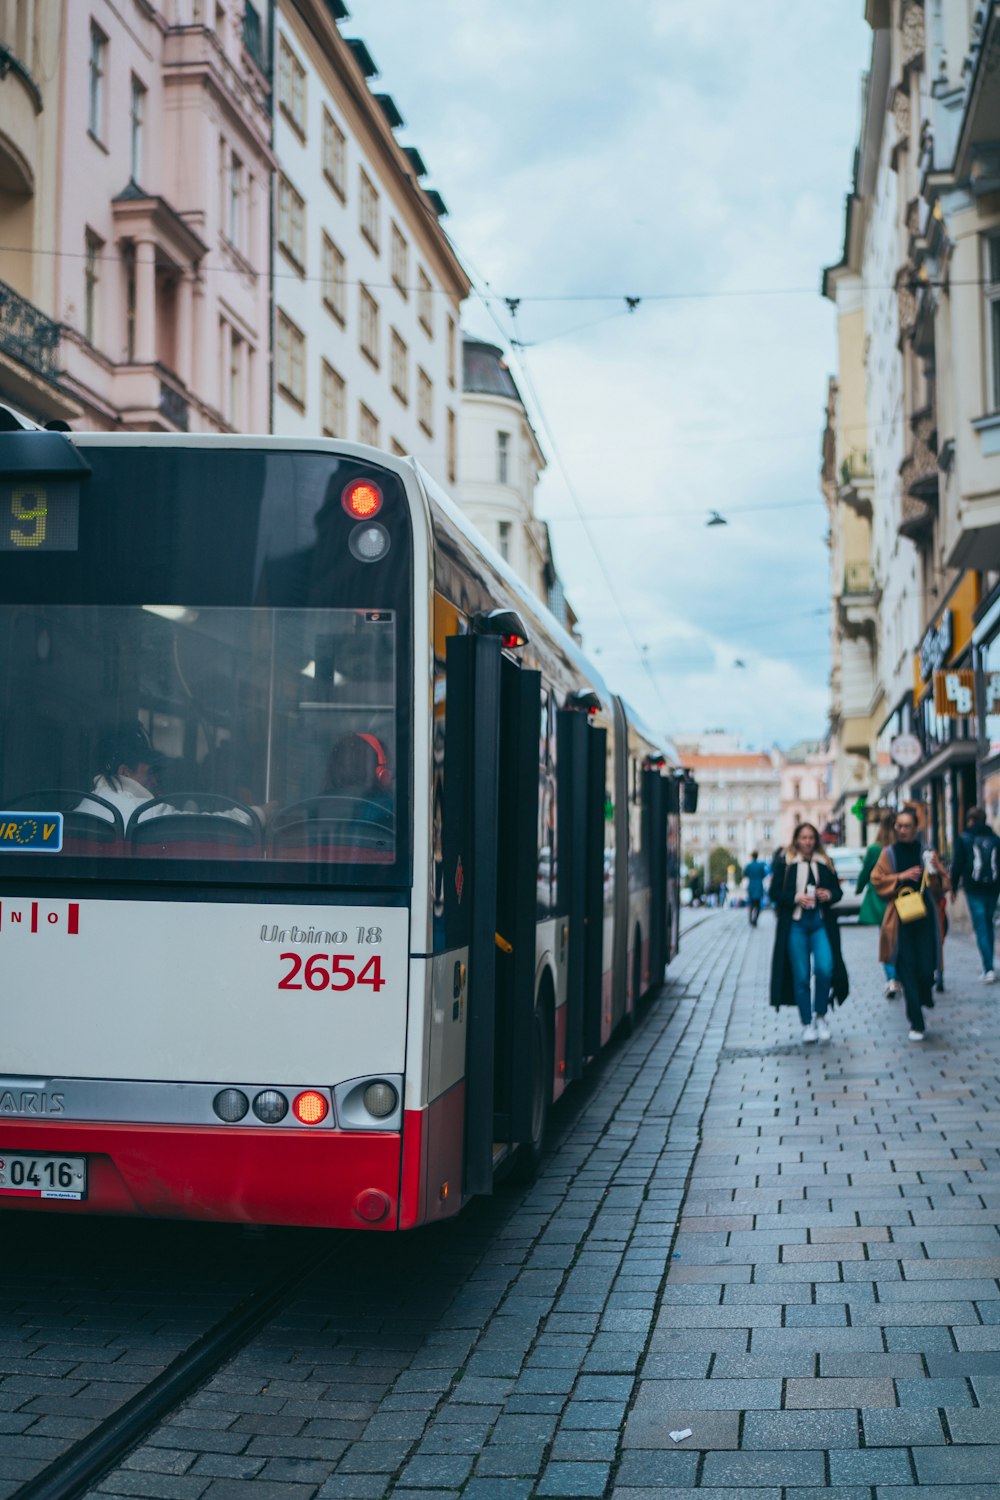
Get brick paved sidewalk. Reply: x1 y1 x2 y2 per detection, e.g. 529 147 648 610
621 909 1000 1499
80 911 1000 1500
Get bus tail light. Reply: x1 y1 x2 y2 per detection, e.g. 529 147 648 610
252 1089 288 1124
342 479 383 519
348 522 390 562
213 1088 249 1122
292 1090 329 1125
363 1080 398 1119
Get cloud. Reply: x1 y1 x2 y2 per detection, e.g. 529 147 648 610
350 0 870 746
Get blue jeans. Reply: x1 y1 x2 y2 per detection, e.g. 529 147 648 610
788 909 833 1024
883 962 897 982
966 890 999 974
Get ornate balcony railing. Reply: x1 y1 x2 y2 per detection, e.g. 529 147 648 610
0 277 61 380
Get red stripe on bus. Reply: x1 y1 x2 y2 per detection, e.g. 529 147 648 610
67 903 79 935
30 902 38 933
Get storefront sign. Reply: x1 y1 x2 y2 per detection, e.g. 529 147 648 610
933 669 975 717
986 671 1000 714
890 733 923 767
919 610 953 682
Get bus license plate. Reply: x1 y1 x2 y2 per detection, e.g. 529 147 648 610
0 1153 86 1199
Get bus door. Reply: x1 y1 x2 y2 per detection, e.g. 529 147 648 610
557 709 607 1079
644 768 668 990
493 660 541 1148
443 635 540 1196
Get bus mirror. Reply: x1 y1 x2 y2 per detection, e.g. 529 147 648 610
565 688 601 714
473 608 529 649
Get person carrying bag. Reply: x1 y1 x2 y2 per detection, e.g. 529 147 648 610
870 806 949 1041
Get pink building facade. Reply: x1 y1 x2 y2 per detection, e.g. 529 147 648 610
0 0 273 432
779 740 836 849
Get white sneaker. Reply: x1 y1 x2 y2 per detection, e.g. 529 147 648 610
908 1029 925 1041
801 1023 818 1043
884 981 900 999
815 1016 831 1041
984 971 996 984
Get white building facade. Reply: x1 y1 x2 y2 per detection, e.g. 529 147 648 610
459 338 556 602
271 0 468 483
675 734 783 872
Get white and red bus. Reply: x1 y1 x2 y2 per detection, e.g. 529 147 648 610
0 420 693 1229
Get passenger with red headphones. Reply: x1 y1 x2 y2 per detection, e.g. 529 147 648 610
322 731 393 824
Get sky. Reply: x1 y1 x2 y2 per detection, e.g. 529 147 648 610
348 1 873 749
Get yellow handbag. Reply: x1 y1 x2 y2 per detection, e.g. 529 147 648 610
894 867 927 924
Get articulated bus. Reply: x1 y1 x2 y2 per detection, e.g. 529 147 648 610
0 420 694 1229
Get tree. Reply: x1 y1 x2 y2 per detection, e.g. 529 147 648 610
708 847 741 887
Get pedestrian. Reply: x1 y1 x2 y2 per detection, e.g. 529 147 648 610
870 806 949 1041
769 821 849 1043
744 849 768 927
950 805 1000 983
856 810 901 999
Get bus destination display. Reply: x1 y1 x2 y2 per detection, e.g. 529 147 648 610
0 481 79 552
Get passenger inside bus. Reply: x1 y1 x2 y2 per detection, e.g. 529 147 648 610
321 731 394 826
76 724 264 832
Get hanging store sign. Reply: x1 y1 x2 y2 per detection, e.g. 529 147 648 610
889 733 923 767
933 668 975 717
986 671 1000 715
919 609 953 682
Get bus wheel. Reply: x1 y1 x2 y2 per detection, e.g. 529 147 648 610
513 990 552 1182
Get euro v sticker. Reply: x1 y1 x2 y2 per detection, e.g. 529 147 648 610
0 813 63 852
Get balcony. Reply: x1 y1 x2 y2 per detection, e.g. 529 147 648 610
843 561 873 595
898 405 938 541
838 451 873 519
838 558 878 643
0 277 79 422
954 1 1000 184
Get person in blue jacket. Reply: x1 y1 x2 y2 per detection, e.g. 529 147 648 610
744 849 768 927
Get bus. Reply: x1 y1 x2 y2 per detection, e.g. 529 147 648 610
0 418 693 1230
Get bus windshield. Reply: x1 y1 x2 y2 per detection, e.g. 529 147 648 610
0 444 411 886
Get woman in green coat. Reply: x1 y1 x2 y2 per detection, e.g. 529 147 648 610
856 810 899 998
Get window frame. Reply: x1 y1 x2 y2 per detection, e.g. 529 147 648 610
390 327 409 405
417 266 433 336
321 233 346 325
277 33 307 140
390 222 408 297
277 173 306 274
322 108 347 200
359 168 380 253
129 75 146 183
497 430 510 485
358 401 380 447
359 283 380 369
320 359 346 438
88 22 107 142
417 365 433 438
275 307 306 410
84 229 101 345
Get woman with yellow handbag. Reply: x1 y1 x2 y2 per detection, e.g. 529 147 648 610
870 807 949 1041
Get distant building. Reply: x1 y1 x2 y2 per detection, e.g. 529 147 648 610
675 732 782 874
271 0 468 485
460 336 576 630
779 739 835 848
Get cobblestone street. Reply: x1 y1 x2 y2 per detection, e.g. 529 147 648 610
6 909 1000 1498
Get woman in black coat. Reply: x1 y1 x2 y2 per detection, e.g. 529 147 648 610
770 821 850 1042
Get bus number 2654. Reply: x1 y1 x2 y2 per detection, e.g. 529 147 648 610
278 951 385 992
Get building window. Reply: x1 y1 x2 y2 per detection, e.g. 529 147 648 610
726 823 737 842
447 407 456 484
359 284 380 367
763 821 774 840
390 329 408 404
276 309 305 409
322 109 346 199
708 823 719 841
391 222 408 296
321 361 346 438
792 780 801 801
358 402 380 447
497 430 510 484
123 243 136 361
129 76 146 183
417 266 432 335
277 174 305 272
390 437 407 457
988 235 1000 412
447 315 457 387
227 327 244 429
417 366 433 436
84 230 101 344
322 234 346 323
228 153 243 249
88 24 107 140
498 520 511 562
277 34 306 139
359 169 380 252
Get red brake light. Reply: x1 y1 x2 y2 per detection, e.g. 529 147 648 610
502 632 526 650
292 1090 329 1125
342 480 383 520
